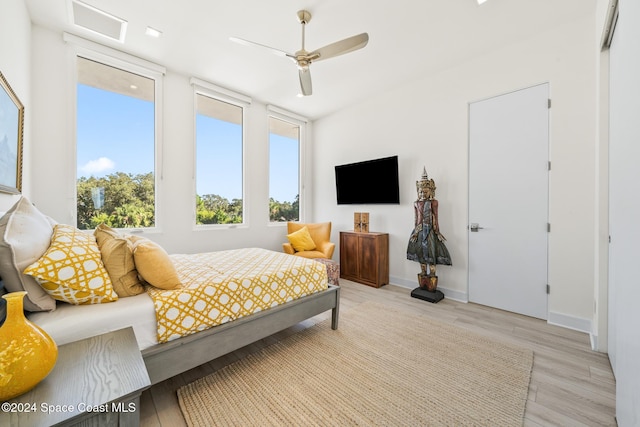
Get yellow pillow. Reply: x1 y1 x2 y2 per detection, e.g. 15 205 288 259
287 226 316 252
94 224 144 297
129 236 181 290
24 224 118 304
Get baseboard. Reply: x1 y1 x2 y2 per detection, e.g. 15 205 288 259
389 277 592 334
547 311 592 334
389 275 469 303
590 333 598 351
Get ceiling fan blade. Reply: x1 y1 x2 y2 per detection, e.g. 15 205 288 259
229 36 294 59
299 67 312 96
310 33 369 62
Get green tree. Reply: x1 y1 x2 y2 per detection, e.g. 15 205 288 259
77 172 155 229
78 174 299 228
196 194 243 224
269 194 299 222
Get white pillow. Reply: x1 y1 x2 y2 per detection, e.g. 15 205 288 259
0 197 57 312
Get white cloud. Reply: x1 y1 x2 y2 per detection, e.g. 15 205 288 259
80 157 115 175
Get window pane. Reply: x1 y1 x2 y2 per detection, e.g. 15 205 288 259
269 117 299 222
76 57 155 230
195 94 243 225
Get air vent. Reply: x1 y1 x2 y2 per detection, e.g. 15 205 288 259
71 0 127 43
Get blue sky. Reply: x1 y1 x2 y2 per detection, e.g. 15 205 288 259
77 85 299 202
268 132 299 202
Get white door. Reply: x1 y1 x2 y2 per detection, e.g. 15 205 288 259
468 84 549 319
608 2 640 423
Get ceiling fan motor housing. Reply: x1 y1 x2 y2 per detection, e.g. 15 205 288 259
297 10 312 24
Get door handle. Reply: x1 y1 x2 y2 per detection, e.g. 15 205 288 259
470 223 484 232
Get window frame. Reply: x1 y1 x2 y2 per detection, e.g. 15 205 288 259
267 105 308 225
191 78 251 229
66 33 165 233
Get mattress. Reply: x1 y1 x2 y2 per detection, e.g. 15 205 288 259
28 292 158 350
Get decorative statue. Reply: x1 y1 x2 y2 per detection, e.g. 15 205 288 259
407 167 452 291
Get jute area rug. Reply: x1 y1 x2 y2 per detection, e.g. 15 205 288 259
177 301 533 427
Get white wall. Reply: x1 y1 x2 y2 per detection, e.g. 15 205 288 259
0 0 31 212
28 26 313 254
313 13 597 326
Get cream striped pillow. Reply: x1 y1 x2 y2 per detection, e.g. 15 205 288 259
24 224 118 304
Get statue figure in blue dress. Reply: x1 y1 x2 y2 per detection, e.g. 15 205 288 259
407 168 452 291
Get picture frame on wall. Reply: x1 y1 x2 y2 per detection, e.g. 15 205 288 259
0 70 24 194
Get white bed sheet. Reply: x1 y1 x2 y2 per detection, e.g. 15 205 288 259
28 292 158 350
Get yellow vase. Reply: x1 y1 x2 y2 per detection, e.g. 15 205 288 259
0 291 58 401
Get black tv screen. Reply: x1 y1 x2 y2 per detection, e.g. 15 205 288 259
335 156 400 204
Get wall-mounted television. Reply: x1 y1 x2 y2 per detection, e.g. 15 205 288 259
335 155 400 205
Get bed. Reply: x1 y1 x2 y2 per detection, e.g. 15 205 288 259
27 248 340 385
0 197 340 385
28 283 340 385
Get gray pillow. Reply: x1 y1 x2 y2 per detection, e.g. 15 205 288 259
0 196 57 312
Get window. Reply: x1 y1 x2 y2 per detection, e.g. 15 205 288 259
268 114 303 222
75 56 160 230
194 91 245 225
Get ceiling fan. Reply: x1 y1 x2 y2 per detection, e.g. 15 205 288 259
229 10 369 96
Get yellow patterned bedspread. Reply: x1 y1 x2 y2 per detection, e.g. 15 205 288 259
145 248 329 343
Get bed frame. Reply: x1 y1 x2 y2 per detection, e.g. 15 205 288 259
141 284 340 384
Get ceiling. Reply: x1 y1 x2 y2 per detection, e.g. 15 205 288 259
25 0 593 120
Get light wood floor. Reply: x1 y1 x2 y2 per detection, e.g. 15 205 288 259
140 280 617 427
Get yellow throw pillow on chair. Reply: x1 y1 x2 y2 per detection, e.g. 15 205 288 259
287 226 317 252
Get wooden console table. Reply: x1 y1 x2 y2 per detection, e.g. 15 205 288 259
340 231 389 288
1 327 150 427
